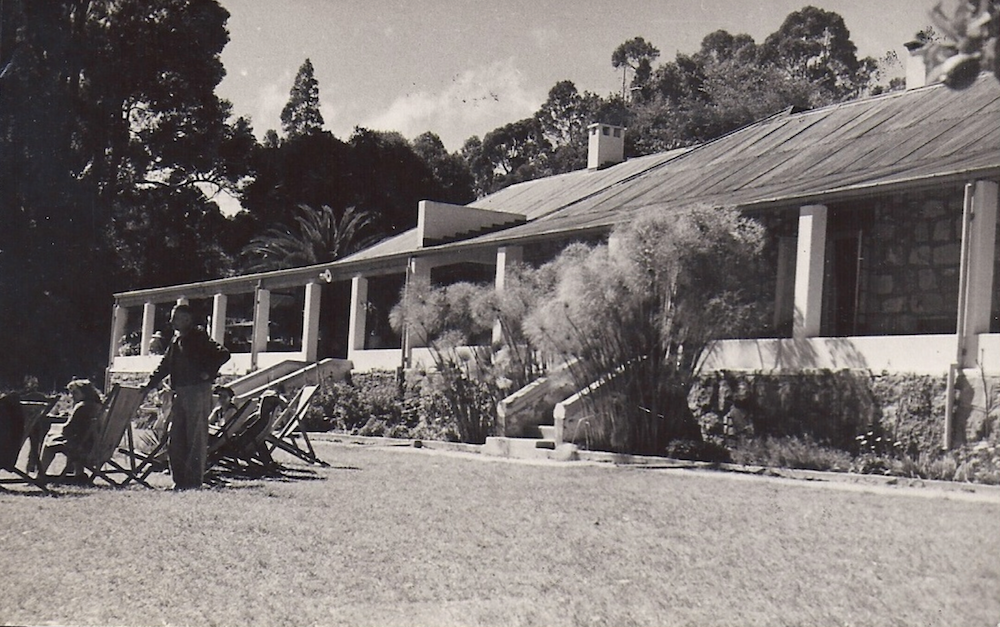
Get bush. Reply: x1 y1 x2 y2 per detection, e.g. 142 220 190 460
305 371 402 433
729 436 852 472
525 205 766 455
303 370 462 442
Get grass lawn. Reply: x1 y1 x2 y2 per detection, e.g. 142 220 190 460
1 440 998 627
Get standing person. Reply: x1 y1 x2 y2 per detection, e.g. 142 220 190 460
141 304 230 490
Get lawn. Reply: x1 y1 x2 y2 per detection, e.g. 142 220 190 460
1 440 998 627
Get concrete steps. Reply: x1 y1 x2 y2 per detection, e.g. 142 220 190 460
482 423 557 459
482 435 555 459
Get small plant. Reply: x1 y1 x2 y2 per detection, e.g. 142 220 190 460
850 428 906 475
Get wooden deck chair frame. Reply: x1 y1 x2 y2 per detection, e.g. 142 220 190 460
0 395 56 494
210 386 308 476
123 398 256 486
63 385 150 488
22 396 59 476
265 385 327 466
209 405 280 476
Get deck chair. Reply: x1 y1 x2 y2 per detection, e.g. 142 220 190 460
210 387 310 476
124 398 255 485
0 394 51 494
208 402 280 476
62 385 149 488
265 385 327 466
22 396 59 475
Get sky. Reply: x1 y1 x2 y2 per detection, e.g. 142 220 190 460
215 0 935 153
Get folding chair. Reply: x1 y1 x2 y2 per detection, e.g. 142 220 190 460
123 398 256 485
22 396 59 475
209 402 281 476
210 386 315 476
265 385 327 466
0 394 51 494
61 385 149 488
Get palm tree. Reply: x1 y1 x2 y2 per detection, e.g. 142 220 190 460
242 204 377 272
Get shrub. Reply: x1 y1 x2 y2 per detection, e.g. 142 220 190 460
729 436 852 472
524 205 765 455
389 270 548 444
303 370 462 442
304 371 401 433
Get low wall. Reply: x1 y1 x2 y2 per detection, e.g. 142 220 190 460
689 369 999 455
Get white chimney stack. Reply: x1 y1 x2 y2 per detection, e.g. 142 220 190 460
904 40 927 89
587 123 625 171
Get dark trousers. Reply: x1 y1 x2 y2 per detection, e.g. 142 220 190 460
167 383 212 488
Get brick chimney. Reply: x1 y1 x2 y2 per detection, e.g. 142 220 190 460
904 40 927 89
587 123 625 171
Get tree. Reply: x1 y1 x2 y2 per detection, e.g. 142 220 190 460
475 118 551 194
241 205 375 272
346 127 444 236
759 6 876 102
612 37 660 97
241 130 354 233
533 81 604 173
410 132 476 205
280 58 325 138
0 0 246 386
921 0 998 88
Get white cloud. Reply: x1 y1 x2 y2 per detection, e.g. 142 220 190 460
360 58 544 152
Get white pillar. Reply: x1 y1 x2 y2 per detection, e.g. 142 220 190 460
493 245 524 343
175 296 189 306
302 281 322 361
964 180 999 337
347 276 369 358
793 205 828 339
494 245 523 291
251 288 270 369
140 302 156 356
110 304 129 363
405 258 433 353
211 293 228 344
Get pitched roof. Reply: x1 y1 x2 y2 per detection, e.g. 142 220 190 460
424 75 1000 251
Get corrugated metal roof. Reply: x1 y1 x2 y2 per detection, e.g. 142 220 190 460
336 229 419 263
466 149 690 220
428 75 1000 250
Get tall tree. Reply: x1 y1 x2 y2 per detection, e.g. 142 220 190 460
759 6 875 102
475 118 551 194
534 81 604 174
0 0 246 386
346 128 442 236
281 58 324 138
410 132 476 205
612 37 660 97
241 130 354 233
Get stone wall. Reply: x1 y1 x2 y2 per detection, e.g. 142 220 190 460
845 187 965 335
690 369 1000 456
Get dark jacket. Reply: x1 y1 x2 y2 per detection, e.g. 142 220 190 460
146 327 230 389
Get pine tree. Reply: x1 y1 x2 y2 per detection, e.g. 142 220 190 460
280 58 324 138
